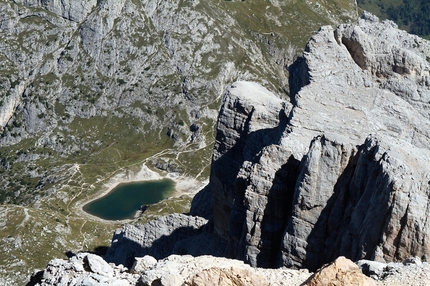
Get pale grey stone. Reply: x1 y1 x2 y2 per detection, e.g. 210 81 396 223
104 214 208 268
356 260 388 279
130 256 157 274
85 253 113 277
208 12 430 270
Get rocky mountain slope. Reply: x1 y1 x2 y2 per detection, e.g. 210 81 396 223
210 12 430 270
0 0 356 205
39 10 430 285
0 0 359 284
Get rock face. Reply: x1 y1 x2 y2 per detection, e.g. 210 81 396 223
209 12 430 270
104 214 208 268
210 81 298 267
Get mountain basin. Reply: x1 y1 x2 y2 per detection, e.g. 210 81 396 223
83 179 175 220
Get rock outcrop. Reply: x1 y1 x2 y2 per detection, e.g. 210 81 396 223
31 254 312 286
209 12 430 270
305 256 376 286
104 214 208 268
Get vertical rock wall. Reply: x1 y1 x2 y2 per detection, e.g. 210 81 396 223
209 13 430 270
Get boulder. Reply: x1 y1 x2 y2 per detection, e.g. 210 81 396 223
130 256 158 274
185 267 269 286
305 256 376 286
356 260 388 280
85 253 113 277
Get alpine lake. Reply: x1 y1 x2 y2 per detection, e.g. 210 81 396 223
83 179 175 220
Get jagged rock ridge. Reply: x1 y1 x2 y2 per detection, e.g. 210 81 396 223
210 12 430 270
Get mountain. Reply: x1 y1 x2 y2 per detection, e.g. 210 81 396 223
0 0 359 284
29 11 430 286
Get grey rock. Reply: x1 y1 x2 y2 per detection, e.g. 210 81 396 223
357 257 430 283
210 82 292 264
356 260 388 279
85 253 113 277
336 12 430 119
207 12 430 270
402 257 423 266
279 15 430 270
32 253 139 286
11 0 97 22
104 214 208 268
130 256 157 274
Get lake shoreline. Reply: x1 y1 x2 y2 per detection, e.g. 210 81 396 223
74 164 208 224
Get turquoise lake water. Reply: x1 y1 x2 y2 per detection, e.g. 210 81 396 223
83 179 175 220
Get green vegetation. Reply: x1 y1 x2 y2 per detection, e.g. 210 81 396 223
357 0 430 38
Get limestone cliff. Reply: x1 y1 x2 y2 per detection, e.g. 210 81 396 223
209 12 430 270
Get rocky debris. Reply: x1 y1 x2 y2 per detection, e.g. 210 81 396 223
28 252 430 286
104 214 208 268
30 253 139 286
31 253 313 286
357 256 430 285
207 12 430 271
305 256 376 286
138 254 311 286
